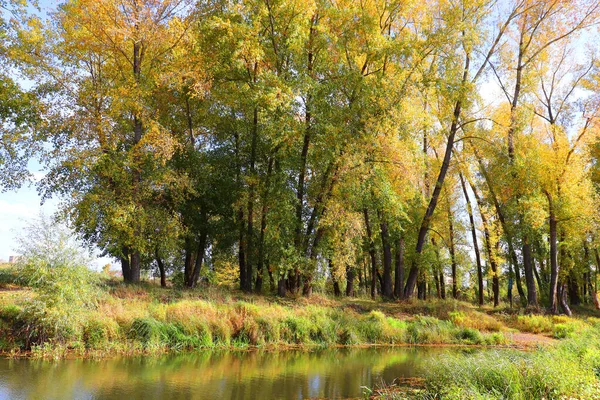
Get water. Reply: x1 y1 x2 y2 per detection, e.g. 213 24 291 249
0 347 447 399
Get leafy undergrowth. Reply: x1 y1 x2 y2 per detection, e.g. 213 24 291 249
0 271 594 359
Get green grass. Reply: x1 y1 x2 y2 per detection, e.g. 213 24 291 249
0 277 597 359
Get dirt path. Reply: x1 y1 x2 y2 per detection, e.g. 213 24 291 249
507 332 557 348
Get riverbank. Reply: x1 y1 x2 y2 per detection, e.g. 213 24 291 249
368 322 600 399
0 267 593 360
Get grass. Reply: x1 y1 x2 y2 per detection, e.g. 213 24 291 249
0 281 514 357
408 325 600 399
0 265 597 359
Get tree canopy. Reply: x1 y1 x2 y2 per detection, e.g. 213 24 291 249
3 0 600 313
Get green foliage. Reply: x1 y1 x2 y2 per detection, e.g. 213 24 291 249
13 215 100 346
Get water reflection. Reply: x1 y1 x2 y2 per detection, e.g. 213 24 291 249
0 347 445 400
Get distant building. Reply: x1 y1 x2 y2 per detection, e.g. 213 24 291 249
8 256 21 264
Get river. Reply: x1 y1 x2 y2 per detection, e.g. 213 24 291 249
0 346 462 399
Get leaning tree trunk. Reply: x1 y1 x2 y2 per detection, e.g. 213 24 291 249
189 230 207 289
404 52 470 298
470 181 500 307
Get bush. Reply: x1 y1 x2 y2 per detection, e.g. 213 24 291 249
13 215 101 347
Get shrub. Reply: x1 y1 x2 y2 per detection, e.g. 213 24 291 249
383 318 407 343
233 319 260 346
210 318 232 346
513 315 553 334
482 332 507 345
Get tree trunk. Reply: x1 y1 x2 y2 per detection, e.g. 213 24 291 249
256 154 275 294
364 209 378 299
277 275 286 297
155 249 166 288
523 238 538 307
121 246 131 282
130 251 141 283
238 208 246 291
559 282 572 316
129 41 143 286
592 248 600 310
346 266 355 297
330 259 341 296
394 237 404 299
473 150 525 302
418 278 427 300
244 107 259 293
460 173 483 305
545 190 559 314
470 181 499 307
189 230 207 289
568 271 581 306
448 205 458 299
378 211 393 298
533 261 544 297
404 52 470 298
434 272 440 298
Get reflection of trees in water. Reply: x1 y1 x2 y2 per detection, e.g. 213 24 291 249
0 347 444 399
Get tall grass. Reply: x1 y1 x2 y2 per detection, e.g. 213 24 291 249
0 285 518 357
415 326 600 399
